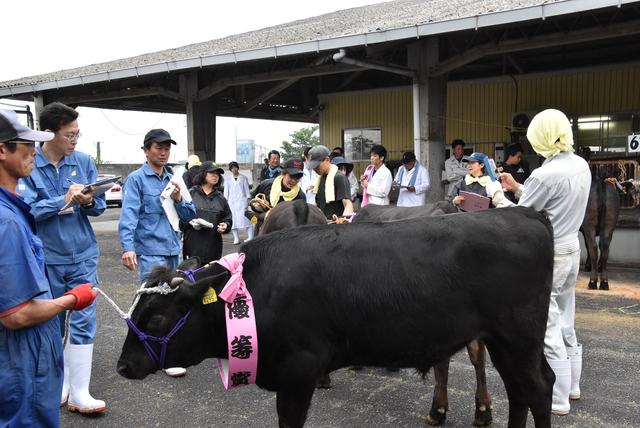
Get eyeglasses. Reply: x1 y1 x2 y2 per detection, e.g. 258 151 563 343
61 132 81 142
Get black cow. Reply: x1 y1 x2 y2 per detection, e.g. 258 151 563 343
260 199 327 235
353 202 490 426
581 177 620 290
117 207 555 428
576 147 622 291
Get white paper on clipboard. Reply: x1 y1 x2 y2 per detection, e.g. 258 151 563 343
160 165 192 232
58 175 121 212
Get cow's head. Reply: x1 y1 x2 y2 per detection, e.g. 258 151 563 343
621 179 640 207
117 258 230 380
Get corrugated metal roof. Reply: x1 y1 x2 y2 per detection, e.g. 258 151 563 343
0 0 632 94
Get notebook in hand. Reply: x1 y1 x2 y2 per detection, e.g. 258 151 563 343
58 175 121 212
459 191 491 212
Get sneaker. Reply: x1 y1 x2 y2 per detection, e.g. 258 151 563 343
164 367 186 377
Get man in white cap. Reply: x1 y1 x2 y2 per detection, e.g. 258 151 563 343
488 109 591 416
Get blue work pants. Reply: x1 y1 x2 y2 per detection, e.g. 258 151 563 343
47 257 98 344
138 255 180 284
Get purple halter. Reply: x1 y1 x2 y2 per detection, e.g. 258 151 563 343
126 310 192 370
125 265 212 370
176 265 208 283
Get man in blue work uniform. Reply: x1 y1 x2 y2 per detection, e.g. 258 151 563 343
119 129 196 377
19 102 106 413
0 109 98 427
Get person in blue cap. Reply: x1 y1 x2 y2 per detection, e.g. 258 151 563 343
448 152 492 209
0 109 98 427
18 102 107 413
118 128 196 377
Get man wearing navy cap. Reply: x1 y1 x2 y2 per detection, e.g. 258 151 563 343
393 151 430 207
0 109 98 427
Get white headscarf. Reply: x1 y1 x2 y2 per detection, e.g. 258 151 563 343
526 109 574 159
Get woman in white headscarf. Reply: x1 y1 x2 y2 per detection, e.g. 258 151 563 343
488 109 591 416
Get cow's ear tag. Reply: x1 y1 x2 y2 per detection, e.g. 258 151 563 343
250 216 258 225
202 287 218 305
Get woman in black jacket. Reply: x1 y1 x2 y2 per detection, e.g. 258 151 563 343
180 162 232 263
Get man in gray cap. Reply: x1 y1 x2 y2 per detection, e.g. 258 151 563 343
308 145 354 219
0 109 98 426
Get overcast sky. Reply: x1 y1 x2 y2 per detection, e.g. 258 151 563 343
1 0 387 164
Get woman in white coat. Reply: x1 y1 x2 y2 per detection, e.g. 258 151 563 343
224 161 254 244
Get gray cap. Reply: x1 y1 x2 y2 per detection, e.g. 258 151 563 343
306 145 331 170
0 109 54 143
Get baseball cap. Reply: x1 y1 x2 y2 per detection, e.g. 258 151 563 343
331 156 354 174
467 152 487 163
186 154 201 167
202 161 224 175
306 145 331 170
0 109 54 143
143 129 177 145
401 151 416 164
282 158 304 176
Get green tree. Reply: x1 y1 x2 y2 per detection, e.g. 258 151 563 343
280 125 319 160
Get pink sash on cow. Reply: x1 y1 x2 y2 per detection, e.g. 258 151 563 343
360 164 376 207
215 252 259 389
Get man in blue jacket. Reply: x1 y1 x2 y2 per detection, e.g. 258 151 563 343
0 108 98 427
118 129 196 377
19 103 106 414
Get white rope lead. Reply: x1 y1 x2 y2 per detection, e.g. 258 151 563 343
93 282 179 320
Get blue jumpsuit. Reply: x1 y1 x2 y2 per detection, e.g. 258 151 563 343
19 147 105 344
0 187 63 427
118 163 196 283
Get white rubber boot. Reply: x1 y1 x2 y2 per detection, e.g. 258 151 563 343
67 344 106 413
60 345 70 406
245 226 254 242
232 229 240 244
567 345 582 400
548 358 571 416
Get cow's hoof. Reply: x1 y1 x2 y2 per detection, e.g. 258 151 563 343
599 281 609 291
315 374 332 389
587 281 598 290
473 406 493 426
425 408 447 426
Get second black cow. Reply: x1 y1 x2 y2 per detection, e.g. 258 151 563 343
117 207 555 428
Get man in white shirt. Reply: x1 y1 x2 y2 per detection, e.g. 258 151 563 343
361 145 392 206
393 151 430 207
444 139 469 198
488 109 591 417
300 147 318 205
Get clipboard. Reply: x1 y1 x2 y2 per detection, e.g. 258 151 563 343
59 175 121 212
458 191 491 212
